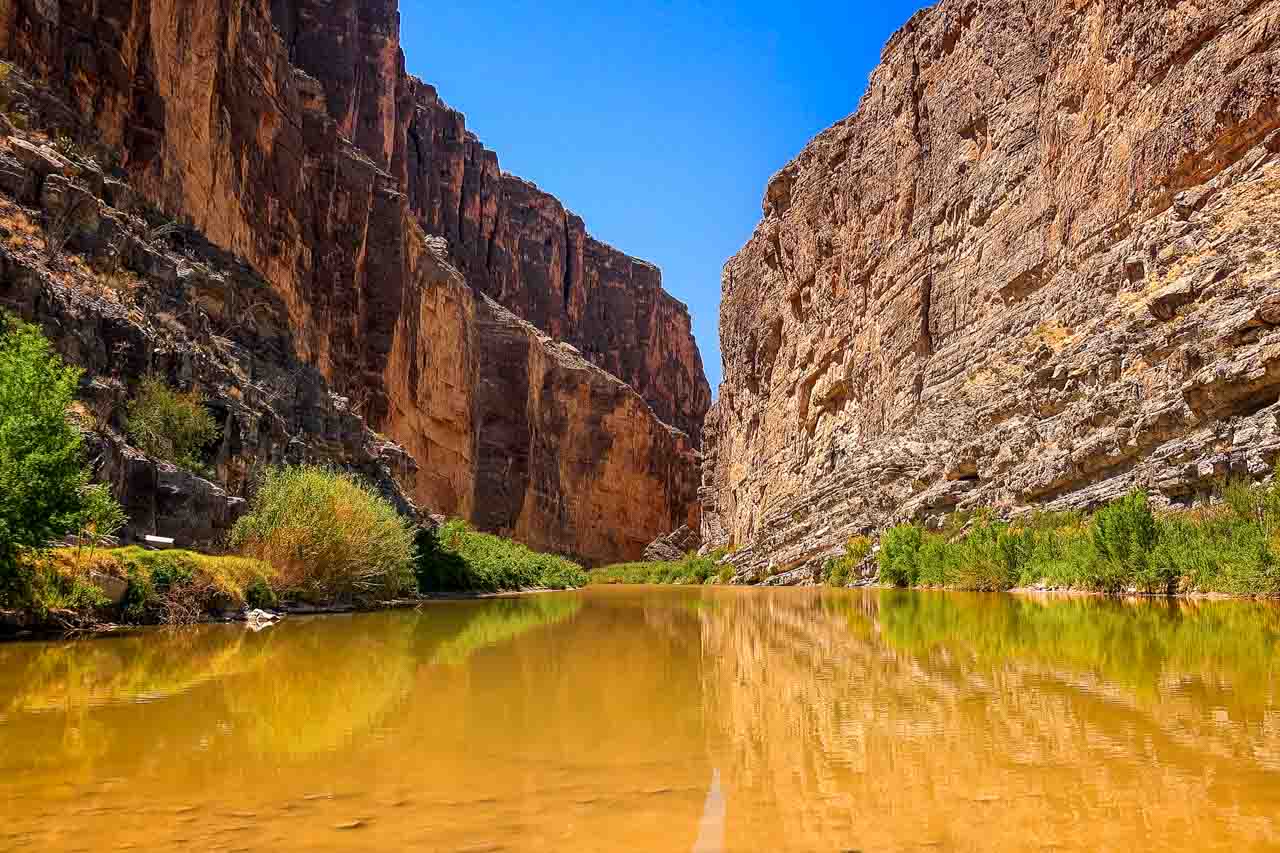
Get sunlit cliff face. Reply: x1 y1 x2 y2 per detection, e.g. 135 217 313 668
704 0 1280 581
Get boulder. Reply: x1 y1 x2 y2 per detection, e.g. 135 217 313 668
643 525 702 562
89 570 129 606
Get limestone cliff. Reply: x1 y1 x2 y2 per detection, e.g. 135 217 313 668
0 0 705 564
704 0 1280 580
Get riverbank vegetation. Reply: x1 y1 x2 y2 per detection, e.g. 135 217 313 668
2 309 585 632
414 519 586 593
873 476 1280 596
125 375 219 473
0 311 127 610
589 549 730 585
229 465 416 604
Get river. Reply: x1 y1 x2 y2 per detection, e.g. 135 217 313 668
1 586 1278 851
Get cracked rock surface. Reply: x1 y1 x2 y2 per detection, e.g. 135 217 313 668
703 0 1280 582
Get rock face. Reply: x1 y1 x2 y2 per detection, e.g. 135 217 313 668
271 0 709 439
642 524 702 563
0 0 706 564
704 0 1280 580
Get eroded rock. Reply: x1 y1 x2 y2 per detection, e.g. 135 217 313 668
704 0 1280 582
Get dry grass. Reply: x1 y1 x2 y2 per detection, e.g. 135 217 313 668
0 201 43 250
1025 320 1074 352
229 466 415 604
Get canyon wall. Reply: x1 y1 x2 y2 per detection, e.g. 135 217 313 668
0 0 704 564
704 0 1280 579
270 0 710 441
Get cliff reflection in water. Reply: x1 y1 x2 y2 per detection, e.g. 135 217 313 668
695 589 1280 851
0 588 1278 851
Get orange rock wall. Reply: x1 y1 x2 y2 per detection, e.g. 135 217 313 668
0 0 702 564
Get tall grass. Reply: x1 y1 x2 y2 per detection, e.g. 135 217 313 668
125 375 218 473
589 549 730 585
230 466 415 603
877 469 1280 596
415 519 585 592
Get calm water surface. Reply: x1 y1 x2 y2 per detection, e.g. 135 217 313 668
2 586 1279 851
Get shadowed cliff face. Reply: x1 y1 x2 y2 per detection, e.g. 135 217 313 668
269 0 711 442
704 0 1280 579
0 0 702 564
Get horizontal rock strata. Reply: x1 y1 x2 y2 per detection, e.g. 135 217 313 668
703 0 1280 580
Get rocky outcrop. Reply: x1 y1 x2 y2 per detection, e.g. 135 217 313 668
704 0 1280 580
0 112 421 546
643 524 702 562
473 297 700 564
0 1 706 564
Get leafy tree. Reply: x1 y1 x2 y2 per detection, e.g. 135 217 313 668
0 312 113 603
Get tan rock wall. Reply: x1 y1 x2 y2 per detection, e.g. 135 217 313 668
706 0 1280 578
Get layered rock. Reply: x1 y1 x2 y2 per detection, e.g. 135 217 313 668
0 0 705 563
473 296 700 563
257 0 710 441
704 0 1280 579
0 154 419 548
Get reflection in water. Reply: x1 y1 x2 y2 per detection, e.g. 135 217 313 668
1 587 1278 851
692 769 725 853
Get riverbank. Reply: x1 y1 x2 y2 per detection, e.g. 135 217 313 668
593 476 1280 600
1 517 588 640
0 566 583 640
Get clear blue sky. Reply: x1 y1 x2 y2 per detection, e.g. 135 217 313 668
399 1 932 392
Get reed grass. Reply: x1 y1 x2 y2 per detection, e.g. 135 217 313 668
229 465 415 604
877 470 1280 596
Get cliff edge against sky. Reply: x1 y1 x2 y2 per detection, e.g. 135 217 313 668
0 0 708 564
704 0 1280 580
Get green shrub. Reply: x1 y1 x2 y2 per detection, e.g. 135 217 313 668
878 525 924 587
1089 490 1158 589
874 474 1280 597
825 536 871 587
589 549 727 586
125 375 219 472
0 312 122 606
230 466 414 603
417 519 586 592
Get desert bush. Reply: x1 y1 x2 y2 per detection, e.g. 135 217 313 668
825 536 871 587
0 311 122 605
1089 490 1158 589
875 474 1280 597
125 375 218 471
589 548 727 586
229 465 414 603
878 524 925 587
418 519 586 592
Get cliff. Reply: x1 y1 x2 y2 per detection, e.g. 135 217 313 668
258 0 710 442
0 0 705 564
704 0 1280 580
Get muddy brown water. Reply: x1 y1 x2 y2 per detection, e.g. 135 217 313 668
1 586 1279 851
